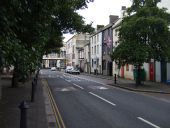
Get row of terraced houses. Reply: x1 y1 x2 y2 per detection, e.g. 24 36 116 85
43 6 170 83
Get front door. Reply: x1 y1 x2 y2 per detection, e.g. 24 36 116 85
161 61 167 82
121 66 124 78
149 62 154 81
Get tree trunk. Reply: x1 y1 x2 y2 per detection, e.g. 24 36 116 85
11 65 19 88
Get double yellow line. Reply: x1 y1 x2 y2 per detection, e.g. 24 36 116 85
42 79 66 128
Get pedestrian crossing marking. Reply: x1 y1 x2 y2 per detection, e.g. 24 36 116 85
54 87 77 92
88 86 108 90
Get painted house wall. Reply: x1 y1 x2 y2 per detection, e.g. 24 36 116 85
112 18 121 77
90 32 102 74
155 61 161 82
124 64 133 80
76 34 90 69
143 63 149 81
66 38 73 66
84 43 90 73
65 34 89 68
112 61 119 76
167 63 170 80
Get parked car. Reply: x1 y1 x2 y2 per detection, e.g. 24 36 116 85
70 68 80 75
51 67 56 71
65 66 73 73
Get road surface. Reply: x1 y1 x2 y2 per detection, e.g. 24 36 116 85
40 69 170 128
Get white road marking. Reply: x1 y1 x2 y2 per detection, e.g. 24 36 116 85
89 92 116 106
65 79 71 82
54 87 76 92
137 117 161 128
89 86 108 90
73 83 84 90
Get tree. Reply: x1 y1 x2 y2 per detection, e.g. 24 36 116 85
111 0 170 85
0 0 94 87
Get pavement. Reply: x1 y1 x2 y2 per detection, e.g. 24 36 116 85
0 76 49 128
82 73 170 94
0 72 170 128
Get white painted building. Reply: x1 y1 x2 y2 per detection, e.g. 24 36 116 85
112 18 122 77
90 29 103 74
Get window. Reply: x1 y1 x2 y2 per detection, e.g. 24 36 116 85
97 45 99 54
97 34 99 42
94 46 96 55
115 41 118 45
97 59 99 67
115 29 118 36
73 46 75 53
92 47 93 55
94 36 96 44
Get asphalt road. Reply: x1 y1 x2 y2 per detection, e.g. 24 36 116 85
41 69 170 128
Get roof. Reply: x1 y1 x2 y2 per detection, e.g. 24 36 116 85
90 18 120 38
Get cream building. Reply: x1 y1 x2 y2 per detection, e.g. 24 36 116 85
65 33 89 71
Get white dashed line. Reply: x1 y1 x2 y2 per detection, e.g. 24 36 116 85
137 117 161 128
89 92 116 106
73 83 84 90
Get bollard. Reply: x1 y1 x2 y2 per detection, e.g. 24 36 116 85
19 101 29 128
31 81 35 102
114 74 117 84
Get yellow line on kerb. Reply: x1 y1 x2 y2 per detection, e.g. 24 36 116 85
42 79 66 128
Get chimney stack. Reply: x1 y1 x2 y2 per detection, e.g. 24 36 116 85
109 15 119 24
96 25 104 31
120 6 126 18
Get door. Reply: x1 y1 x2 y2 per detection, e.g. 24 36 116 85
161 61 167 82
149 62 154 81
121 66 124 78
109 62 113 76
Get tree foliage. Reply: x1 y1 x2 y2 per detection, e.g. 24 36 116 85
111 0 170 67
0 0 94 86
111 0 170 85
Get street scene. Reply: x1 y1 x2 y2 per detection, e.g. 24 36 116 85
1 0 170 128
40 69 170 128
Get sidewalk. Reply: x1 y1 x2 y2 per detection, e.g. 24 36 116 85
0 77 48 128
82 73 170 94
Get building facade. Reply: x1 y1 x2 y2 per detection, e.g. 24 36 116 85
65 33 89 70
112 6 170 82
90 31 103 74
102 15 119 76
84 42 91 73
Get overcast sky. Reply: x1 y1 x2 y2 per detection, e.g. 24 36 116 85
63 0 170 42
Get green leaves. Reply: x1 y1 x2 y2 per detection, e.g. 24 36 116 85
111 0 170 67
0 0 94 83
